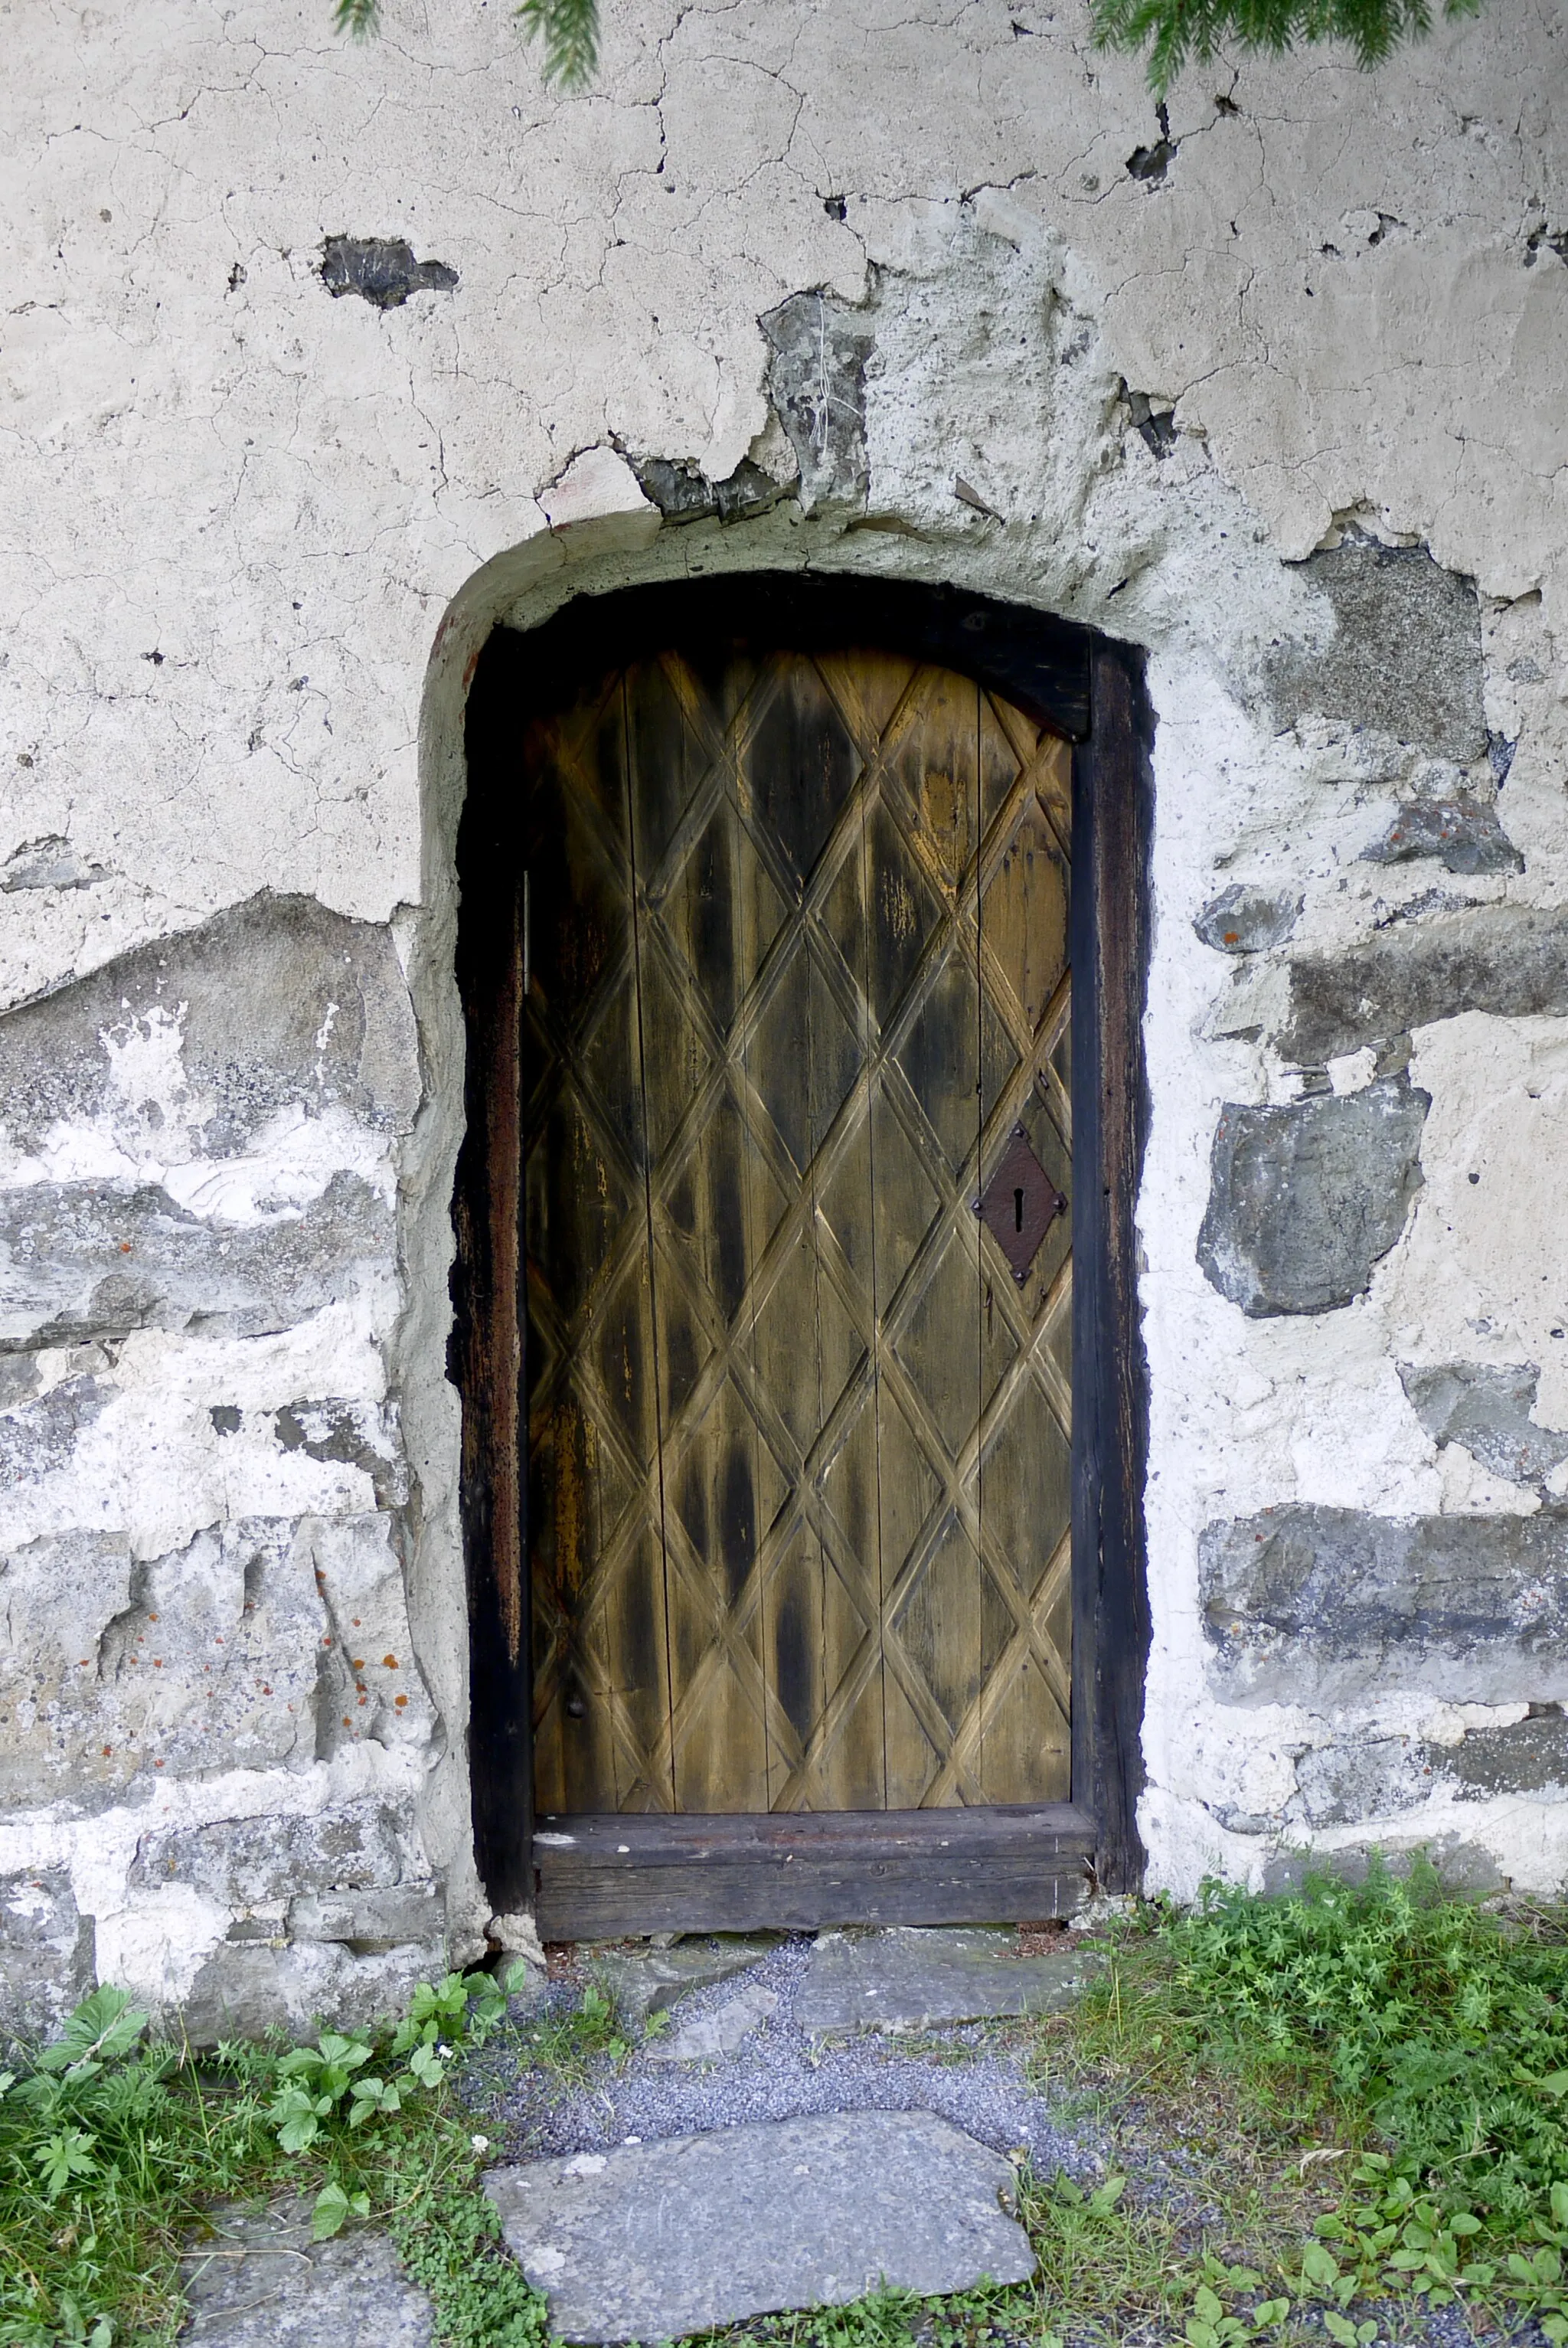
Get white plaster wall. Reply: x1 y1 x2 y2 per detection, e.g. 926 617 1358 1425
3 0 1568 2006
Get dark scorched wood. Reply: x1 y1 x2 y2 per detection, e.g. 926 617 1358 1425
534 1804 1095 1937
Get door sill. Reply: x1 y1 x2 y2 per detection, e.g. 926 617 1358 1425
532 1804 1096 1940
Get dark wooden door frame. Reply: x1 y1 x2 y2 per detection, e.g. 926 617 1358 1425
452 576 1153 1922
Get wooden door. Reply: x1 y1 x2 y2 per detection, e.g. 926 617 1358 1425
521 644 1073 1817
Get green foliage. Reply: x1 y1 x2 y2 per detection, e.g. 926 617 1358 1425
334 0 1482 100
330 0 596 88
505 1980 629 2093
1088 0 1480 92
0 1963 550 2346
1166 1855 1568 2219
392 2185 553 2348
1051 1857 1568 2337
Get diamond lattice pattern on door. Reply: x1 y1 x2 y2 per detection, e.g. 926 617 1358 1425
523 644 1072 1814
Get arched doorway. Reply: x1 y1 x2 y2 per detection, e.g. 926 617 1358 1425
453 576 1150 1937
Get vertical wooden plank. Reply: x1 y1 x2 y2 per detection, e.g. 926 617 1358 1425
743 653 878 1811
1070 639 1154 1890
658 706 789 1811
617 665 681 1810
871 669 987 1810
453 631 533 1913
972 699 1074 1810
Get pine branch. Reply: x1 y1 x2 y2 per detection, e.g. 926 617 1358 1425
515 0 600 90
1091 0 1481 90
330 0 600 87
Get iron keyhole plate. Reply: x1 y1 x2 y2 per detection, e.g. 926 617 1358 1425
973 1123 1067 1284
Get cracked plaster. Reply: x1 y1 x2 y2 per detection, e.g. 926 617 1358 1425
4 0 1568 2015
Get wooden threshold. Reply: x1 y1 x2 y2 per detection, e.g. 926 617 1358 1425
533 1804 1096 1941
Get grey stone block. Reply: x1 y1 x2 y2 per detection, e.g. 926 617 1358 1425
131 1803 407 1904
1260 1837 1506 1898
1295 1736 1434 1826
1280 1713 1568 1825
1200 1503 1568 1706
0 1868 95 2041
634 453 789 525
1197 1077 1429 1316
1194 884 1303 955
1400 1361 1568 1491
1363 795 1522 876
1263 538 1486 764
181 2195 432 2346
1280 905 1568 1064
0 892 419 1159
181 1937 434 2046
646 1979 779 2062
590 1934 782 2028
288 1883 443 1951
761 292 873 512
321 234 458 309
0 1373 108 1484
0 1172 396 1352
1 1511 422 1802
485 2110 1037 2342
1452 1709 1568 1797
795 1927 1101 2036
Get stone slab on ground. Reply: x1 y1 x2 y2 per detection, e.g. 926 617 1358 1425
796 1927 1101 2036
648 1977 779 2062
180 2196 431 2345
485 2108 1035 2342
589 1933 780 2026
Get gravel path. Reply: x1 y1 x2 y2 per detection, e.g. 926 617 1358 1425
467 1936 1108 2182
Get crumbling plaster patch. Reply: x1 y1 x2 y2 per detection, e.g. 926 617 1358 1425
4 0 1568 2016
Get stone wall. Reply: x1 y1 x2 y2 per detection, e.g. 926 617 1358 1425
3 0 1568 2029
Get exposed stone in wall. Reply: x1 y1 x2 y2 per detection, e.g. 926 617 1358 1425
1194 885 1302 957
1200 1503 1568 1706
181 1936 438 2046
633 454 790 525
2 838 113 894
129 1802 410 1902
1280 908 1568 1066
1400 1362 1568 1493
1 1174 395 1352
0 885 443 2032
1197 1077 1429 1316
0 894 418 1159
129 1800 443 2042
1260 1839 1508 1899
1263 539 1487 764
1295 1735 1434 1827
1291 1710 1568 1827
761 292 873 512
287 1884 444 1951
1451 1709 1568 1798
0 1512 430 1806
320 237 459 309
1361 790 1522 878
0 1868 95 2039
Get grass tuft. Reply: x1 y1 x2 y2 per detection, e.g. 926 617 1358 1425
0 1965 557 2346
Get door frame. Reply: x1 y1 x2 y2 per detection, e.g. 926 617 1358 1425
452 575 1153 1921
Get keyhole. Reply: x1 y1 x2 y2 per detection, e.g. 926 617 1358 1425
1014 1186 1024 1233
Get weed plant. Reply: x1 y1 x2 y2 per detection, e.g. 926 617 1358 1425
0 1966 615 2347
1032 1854 1568 2340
